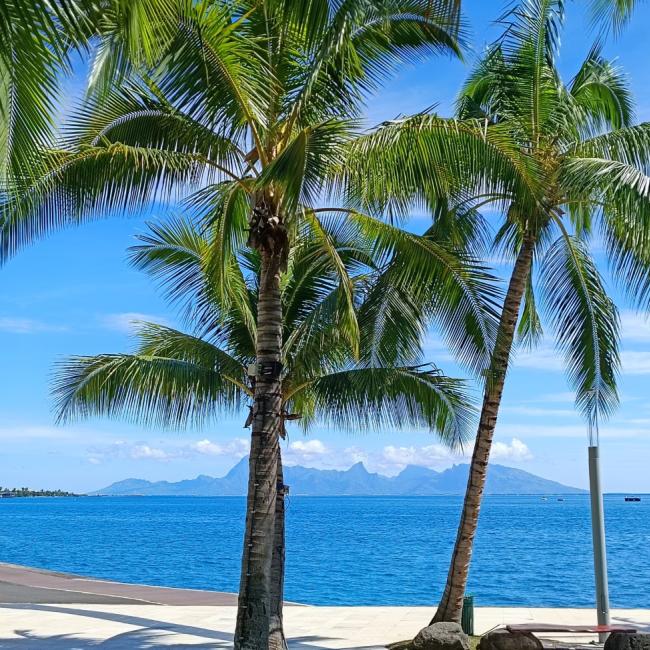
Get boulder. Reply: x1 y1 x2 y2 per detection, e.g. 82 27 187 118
478 629 542 650
605 633 650 650
412 622 470 650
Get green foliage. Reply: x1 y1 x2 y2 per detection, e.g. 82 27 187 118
54 217 476 447
344 0 650 433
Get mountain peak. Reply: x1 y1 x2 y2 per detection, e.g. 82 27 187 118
92 459 586 496
347 461 369 475
398 464 439 478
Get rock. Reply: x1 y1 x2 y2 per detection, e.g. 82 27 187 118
605 633 650 650
478 629 543 650
412 622 470 650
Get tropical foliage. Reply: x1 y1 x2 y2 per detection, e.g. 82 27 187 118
344 0 650 624
53 213 485 646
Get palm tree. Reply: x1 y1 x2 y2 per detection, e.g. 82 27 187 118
0 2 481 645
53 214 480 647
345 0 650 625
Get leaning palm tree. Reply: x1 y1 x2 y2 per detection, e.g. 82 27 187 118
53 214 478 647
345 0 650 624
0 2 482 645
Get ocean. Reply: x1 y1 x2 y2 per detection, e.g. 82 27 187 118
1 494 648 607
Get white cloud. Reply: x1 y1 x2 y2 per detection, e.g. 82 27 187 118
129 444 173 461
620 350 650 375
100 312 169 333
504 406 577 418
283 439 370 470
86 437 251 465
381 442 460 470
512 345 563 372
190 438 250 458
491 438 532 461
620 311 650 342
379 438 532 473
0 317 67 334
536 391 576 404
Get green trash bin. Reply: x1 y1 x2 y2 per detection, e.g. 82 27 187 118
461 595 474 636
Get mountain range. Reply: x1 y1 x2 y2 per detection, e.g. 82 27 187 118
92 458 585 496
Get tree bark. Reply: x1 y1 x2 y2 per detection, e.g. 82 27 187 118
269 447 288 650
431 233 535 624
234 249 283 650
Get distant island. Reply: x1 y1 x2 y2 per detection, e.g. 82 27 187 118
93 459 586 497
0 487 80 498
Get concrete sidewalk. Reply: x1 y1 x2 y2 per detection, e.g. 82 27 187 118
1 565 649 649
0 605 649 649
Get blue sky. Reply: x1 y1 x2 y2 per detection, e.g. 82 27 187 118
3 0 650 493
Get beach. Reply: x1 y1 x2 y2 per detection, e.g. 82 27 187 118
0 563 649 649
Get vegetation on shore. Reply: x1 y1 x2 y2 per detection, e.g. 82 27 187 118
0 487 79 497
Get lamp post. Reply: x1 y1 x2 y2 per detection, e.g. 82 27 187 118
588 421 610 642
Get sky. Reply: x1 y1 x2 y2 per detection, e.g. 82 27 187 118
3 0 650 494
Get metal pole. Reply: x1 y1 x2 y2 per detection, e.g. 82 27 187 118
588 445 610 642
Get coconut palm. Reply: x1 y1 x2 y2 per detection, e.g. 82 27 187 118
0 2 490 645
0 0 182 189
53 213 481 647
344 0 650 624
0 1 81 186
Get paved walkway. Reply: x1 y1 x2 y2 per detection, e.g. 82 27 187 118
0 604 649 648
1 565 649 649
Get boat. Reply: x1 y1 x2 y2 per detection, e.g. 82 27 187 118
557 498 564 502
625 496 641 502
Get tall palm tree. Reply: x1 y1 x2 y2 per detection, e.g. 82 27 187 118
345 0 650 624
53 214 480 648
0 2 481 646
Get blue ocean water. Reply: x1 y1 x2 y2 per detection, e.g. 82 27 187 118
1 495 648 607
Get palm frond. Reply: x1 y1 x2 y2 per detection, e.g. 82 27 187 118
569 46 634 131
540 233 620 425
294 365 473 449
54 325 249 428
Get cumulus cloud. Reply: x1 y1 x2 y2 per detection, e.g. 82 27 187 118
381 443 459 469
100 312 169 333
190 438 250 458
491 438 532 461
82 433 537 473
283 439 367 469
129 444 174 461
280 436 533 475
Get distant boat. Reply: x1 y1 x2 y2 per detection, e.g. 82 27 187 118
541 497 548 501
557 498 564 502
624 496 641 502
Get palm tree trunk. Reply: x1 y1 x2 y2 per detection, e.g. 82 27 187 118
269 447 288 650
234 249 283 650
432 233 535 624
